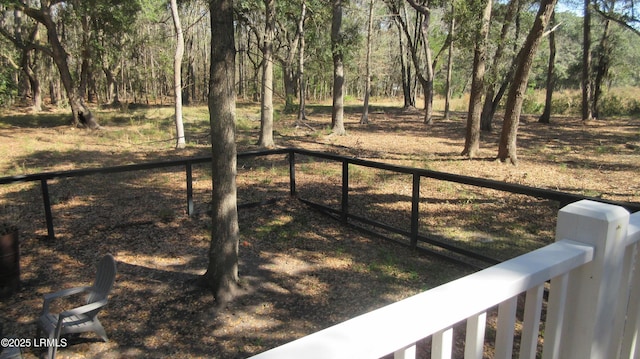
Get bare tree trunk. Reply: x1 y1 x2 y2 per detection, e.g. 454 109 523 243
170 0 186 149
401 0 434 124
185 35 196 105
296 1 308 123
102 64 120 106
497 0 557 165
278 26 301 114
481 0 520 132
3 9 41 111
19 5 100 129
20 43 42 112
23 57 42 111
183 38 191 105
258 0 276 148
444 4 454 120
420 12 434 125
331 0 346 135
16 11 42 112
237 26 246 100
282 64 298 113
203 0 240 306
122 60 129 103
79 14 91 103
360 0 374 125
592 18 612 119
462 0 492 159
582 0 594 122
539 10 556 124
394 17 414 108
249 34 261 103
49 69 60 106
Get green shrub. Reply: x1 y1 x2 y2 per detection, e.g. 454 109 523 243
626 98 640 116
598 94 626 117
0 71 17 107
551 93 581 115
283 95 298 114
343 94 357 103
522 89 544 114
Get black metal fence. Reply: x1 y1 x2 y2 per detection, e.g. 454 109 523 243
1 147 638 266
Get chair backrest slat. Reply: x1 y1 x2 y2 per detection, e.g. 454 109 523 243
86 254 117 306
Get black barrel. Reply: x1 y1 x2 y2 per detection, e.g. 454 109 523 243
0 230 19 297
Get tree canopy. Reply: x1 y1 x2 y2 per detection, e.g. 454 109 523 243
0 0 638 113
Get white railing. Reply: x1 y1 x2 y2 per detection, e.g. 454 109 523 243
248 200 640 359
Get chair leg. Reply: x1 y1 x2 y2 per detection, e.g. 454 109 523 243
47 321 65 359
93 318 109 342
48 332 57 359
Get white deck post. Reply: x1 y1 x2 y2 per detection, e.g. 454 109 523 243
553 200 630 359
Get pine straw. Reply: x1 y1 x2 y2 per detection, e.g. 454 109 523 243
0 106 638 358
1 196 472 358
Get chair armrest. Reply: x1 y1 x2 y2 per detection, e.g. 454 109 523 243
58 299 108 320
44 286 91 301
42 286 92 314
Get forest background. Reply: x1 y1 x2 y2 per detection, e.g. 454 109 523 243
0 0 639 124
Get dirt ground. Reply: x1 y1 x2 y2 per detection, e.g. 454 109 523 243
0 103 638 358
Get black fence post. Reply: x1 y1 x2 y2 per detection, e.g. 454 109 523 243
289 150 296 197
186 163 194 216
341 161 349 224
40 178 55 240
411 173 420 248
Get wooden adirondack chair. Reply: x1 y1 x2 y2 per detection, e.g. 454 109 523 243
36 254 116 359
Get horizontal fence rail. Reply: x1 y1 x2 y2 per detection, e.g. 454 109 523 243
0 148 289 240
1 148 638 265
0 148 291 185
289 148 640 266
291 148 640 211
248 200 640 359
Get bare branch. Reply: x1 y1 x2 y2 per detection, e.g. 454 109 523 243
543 22 562 37
0 23 53 57
592 7 640 37
404 0 430 16
0 51 19 69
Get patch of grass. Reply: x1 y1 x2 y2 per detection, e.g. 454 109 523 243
260 176 273 185
436 181 457 196
300 161 341 178
583 189 603 198
263 164 289 178
351 262 369 273
194 166 212 181
237 116 255 132
349 164 376 185
254 214 297 242
595 145 617 154
375 169 402 184
0 112 69 128
365 249 423 282
157 207 176 223
309 126 333 139
349 165 404 188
